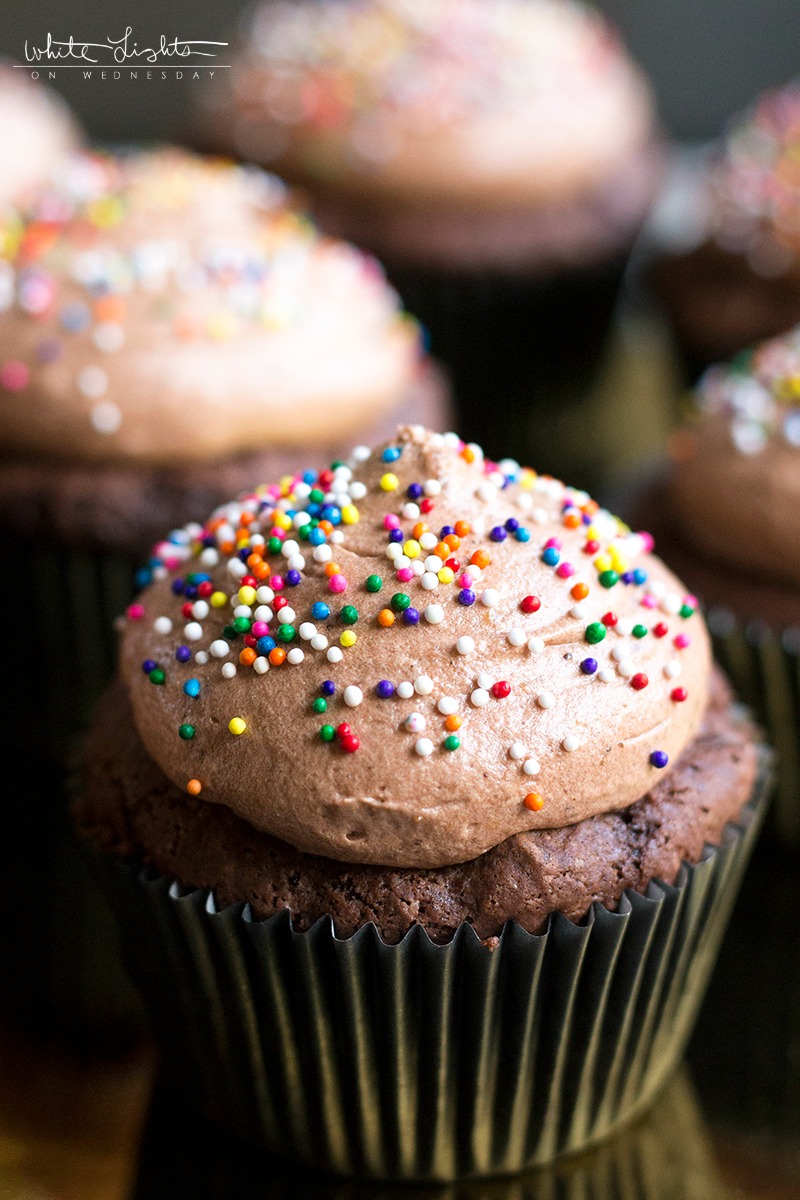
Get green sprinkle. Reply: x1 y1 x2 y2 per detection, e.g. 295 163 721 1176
632 624 648 639
444 735 460 751
598 570 619 589
585 622 606 645
233 616 251 633
391 592 411 611
319 724 335 742
178 724 195 740
268 536 283 555
365 574 382 593
277 623 296 643
312 697 328 714
222 624 238 640
310 488 325 504
148 668 166 685
340 604 359 625
680 603 695 619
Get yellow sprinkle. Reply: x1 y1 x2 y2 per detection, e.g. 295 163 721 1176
211 591 228 608
404 539 421 559
380 473 399 492
238 585 257 606
437 567 455 585
273 512 292 530
594 554 612 572
341 505 360 525
228 717 247 736
340 630 357 648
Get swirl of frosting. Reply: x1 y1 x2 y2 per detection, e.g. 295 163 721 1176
0 144 421 466
198 0 656 208
119 426 711 869
667 325 800 587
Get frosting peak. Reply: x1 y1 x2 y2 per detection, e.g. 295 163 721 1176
119 426 711 868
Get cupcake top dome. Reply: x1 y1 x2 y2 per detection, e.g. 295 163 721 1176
0 65 81 206
0 144 421 467
702 80 800 274
667 325 800 588
119 425 710 869
199 0 657 208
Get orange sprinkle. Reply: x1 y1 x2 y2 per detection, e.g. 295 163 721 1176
377 608 395 627
471 549 491 570
269 647 287 666
187 779 202 796
412 521 429 539
434 541 450 560
571 582 589 601
218 540 235 556
324 562 340 577
94 294 126 322
239 648 257 666
252 562 270 581
563 513 582 529
443 534 460 551
318 520 334 535
454 520 471 538
445 714 462 732
524 793 544 812
461 446 476 463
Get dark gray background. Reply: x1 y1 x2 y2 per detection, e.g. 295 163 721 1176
3 1 799 146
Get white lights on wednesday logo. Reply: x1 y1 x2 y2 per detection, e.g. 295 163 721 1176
19 27 229 80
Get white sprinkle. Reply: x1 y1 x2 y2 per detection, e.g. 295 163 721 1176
424 555 444 573
509 742 526 760
402 503 420 519
411 560 426 577
438 696 458 715
562 734 581 752
465 563 482 581
91 400 122 435
278 606 296 625
394 554 411 571
310 634 329 651
537 691 555 709
507 628 525 646
477 672 493 690
611 645 628 662
327 646 343 663
199 549 219 567
210 639 230 658
194 651 209 665
661 594 682 615
598 668 615 683
405 712 426 733
523 758 541 775
313 545 333 563
93 321 124 353
299 622 316 640
397 681 414 700
570 603 589 620
616 618 635 637
420 533 438 551
256 587 275 604
154 616 172 635
288 555 305 572
480 589 499 608
221 662 237 679
78 365 107 397
477 482 497 503
664 661 681 679
421 572 439 591
415 738 435 757
414 674 434 696
184 622 203 642
617 660 635 678
330 531 344 544
233 605 252 619
457 636 475 655
344 685 363 707
516 492 533 512
423 479 442 497
349 481 367 500
470 688 490 707
386 543 403 561
527 637 545 655
286 648 304 665
532 507 549 524
281 540 299 558
227 558 247 579
424 604 444 625
351 444 370 462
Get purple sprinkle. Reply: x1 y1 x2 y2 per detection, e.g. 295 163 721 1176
142 659 157 674
376 680 395 698
402 607 420 624
171 579 185 595
175 645 191 663
389 528 404 543
580 658 597 675
458 588 476 606
504 517 520 532
285 569 302 586
406 482 423 500
439 525 455 538
321 680 336 696
490 525 507 542
649 750 669 769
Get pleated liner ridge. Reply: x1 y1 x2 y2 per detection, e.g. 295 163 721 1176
98 748 772 1182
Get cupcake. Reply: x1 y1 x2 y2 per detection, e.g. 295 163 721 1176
0 144 451 1052
646 80 800 382
192 0 665 478
73 425 770 1179
0 63 81 206
627 326 800 850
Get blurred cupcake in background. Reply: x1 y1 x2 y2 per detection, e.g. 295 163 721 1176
0 62 82 205
0 143 450 1053
646 80 800 382
192 0 665 482
627 325 800 850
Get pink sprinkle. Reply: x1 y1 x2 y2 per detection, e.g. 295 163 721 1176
269 527 286 541
674 633 691 649
638 532 655 553
383 513 400 530
544 537 561 550
641 594 657 609
684 594 698 608
396 567 414 582
458 572 472 587
127 603 145 621
329 573 347 594
270 575 285 591
252 621 270 637
162 556 181 571
0 360 30 391
555 562 575 579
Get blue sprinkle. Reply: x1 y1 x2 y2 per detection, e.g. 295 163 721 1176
514 527 530 543
257 636 276 654
308 528 326 546
183 678 201 698
633 569 648 586
382 446 402 462
542 546 560 567
311 602 331 620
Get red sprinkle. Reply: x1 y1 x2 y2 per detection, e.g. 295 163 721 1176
653 623 669 638
602 612 618 627
631 673 649 691
492 681 511 699
273 595 289 611
336 723 351 737
671 687 688 702
583 539 600 554
340 734 360 753
520 595 541 613
181 602 194 619
674 634 691 650
420 498 435 514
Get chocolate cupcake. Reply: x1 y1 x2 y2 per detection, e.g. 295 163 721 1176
0 62 81 206
646 80 800 382
192 0 665 478
0 144 451 1052
628 326 800 849
74 425 770 1178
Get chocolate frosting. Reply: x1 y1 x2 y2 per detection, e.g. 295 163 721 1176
118 426 711 869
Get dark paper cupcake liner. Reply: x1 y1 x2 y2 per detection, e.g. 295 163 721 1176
92 748 771 1183
706 607 800 850
131 1066 728 1200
